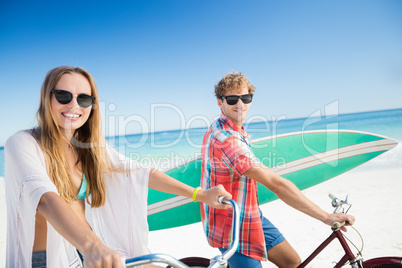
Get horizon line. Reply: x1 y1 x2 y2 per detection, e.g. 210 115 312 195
0 107 401 148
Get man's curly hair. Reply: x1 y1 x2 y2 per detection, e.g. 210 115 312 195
214 72 256 99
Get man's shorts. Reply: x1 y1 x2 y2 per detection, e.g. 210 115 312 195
260 209 285 251
219 209 285 268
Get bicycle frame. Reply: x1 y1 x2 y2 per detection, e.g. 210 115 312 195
298 227 359 268
299 226 402 268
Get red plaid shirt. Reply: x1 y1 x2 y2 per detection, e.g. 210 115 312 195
200 113 267 261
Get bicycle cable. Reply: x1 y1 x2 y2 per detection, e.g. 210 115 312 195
343 225 364 258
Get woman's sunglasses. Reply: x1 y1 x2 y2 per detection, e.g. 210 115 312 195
221 94 253 105
51 89 96 108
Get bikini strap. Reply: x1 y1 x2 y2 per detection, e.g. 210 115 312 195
76 173 88 199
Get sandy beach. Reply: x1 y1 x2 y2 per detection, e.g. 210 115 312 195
1 164 401 267
147 165 402 267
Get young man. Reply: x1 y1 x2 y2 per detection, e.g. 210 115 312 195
200 72 355 268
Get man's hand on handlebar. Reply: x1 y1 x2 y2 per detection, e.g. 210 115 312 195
326 213 356 232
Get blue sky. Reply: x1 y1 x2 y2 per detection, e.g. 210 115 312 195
0 0 401 145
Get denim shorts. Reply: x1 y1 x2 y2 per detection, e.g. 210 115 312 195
219 209 285 268
32 250 46 268
31 249 84 267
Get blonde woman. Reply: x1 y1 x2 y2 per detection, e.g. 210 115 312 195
5 66 231 268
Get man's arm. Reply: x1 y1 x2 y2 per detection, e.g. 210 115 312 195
243 163 355 229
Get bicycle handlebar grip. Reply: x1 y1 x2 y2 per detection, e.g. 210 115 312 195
332 221 346 229
218 196 227 204
329 193 337 200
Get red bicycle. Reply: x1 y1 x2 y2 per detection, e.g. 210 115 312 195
124 196 402 268
296 194 402 268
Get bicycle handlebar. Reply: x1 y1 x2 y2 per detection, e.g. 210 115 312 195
124 197 240 268
125 253 189 268
329 193 351 229
210 198 240 268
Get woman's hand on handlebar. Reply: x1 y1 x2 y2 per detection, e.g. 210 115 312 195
197 184 232 209
83 243 123 268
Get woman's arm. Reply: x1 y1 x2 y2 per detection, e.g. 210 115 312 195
148 168 232 209
5 132 124 266
37 192 123 267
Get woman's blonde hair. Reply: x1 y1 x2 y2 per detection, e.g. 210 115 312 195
33 66 110 207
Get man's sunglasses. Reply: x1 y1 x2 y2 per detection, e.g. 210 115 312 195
51 89 96 108
221 94 253 105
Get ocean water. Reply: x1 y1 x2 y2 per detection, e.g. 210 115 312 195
0 108 401 177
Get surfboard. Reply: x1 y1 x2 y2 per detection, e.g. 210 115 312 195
147 130 398 231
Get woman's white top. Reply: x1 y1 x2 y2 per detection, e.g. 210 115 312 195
5 131 151 267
